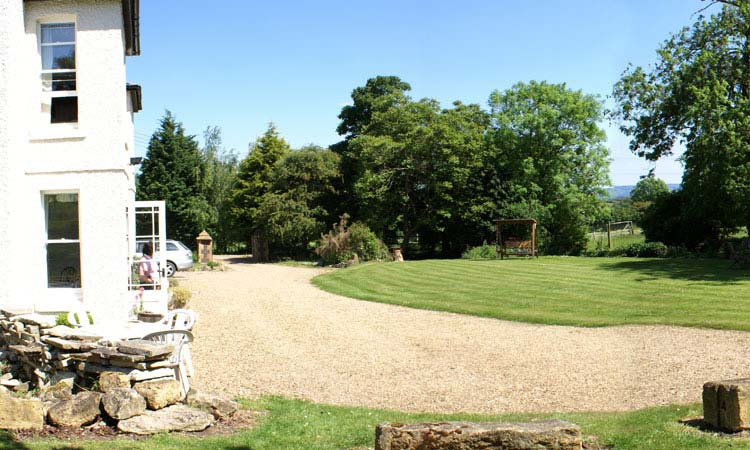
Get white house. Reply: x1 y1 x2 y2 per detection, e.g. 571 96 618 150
0 0 167 321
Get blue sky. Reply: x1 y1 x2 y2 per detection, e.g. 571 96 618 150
128 0 711 186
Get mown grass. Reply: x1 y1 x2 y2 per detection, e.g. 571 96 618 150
9 397 749 450
312 257 750 330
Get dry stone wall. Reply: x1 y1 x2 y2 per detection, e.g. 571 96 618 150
0 310 237 434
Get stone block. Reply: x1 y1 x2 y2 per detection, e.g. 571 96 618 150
99 371 131 392
47 391 102 427
0 395 44 430
186 389 238 419
40 380 73 402
117 340 173 358
703 378 750 432
117 404 213 435
375 420 582 450
41 337 98 351
134 378 183 410
102 388 146 420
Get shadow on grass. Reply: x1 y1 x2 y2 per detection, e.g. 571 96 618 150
598 258 750 283
0 431 30 450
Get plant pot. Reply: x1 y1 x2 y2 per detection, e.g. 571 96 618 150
137 311 163 323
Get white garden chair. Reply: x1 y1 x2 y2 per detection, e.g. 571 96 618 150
159 309 197 376
142 330 193 396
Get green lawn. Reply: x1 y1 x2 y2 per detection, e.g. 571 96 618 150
7 397 747 449
312 257 750 330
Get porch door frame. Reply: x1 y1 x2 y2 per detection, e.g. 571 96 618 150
128 201 168 312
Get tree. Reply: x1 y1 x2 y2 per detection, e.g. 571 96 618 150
349 98 489 255
137 111 209 247
254 145 342 258
229 123 290 243
612 0 750 240
200 127 239 252
487 81 611 254
630 175 670 203
332 76 413 217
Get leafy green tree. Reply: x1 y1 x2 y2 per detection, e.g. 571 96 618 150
137 111 209 247
229 124 290 242
630 175 670 203
253 190 325 258
612 0 750 238
487 81 610 254
200 127 239 252
332 76 413 217
349 98 489 255
253 145 342 258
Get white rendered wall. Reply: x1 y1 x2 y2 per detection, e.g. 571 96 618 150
0 0 30 312
0 0 138 321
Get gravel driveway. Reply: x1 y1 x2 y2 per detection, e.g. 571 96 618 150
181 257 750 414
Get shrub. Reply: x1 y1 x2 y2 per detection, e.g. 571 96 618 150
55 312 72 327
316 215 390 265
348 222 389 261
461 244 500 260
169 286 192 310
621 241 668 257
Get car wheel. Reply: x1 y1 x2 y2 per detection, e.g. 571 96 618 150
166 261 177 277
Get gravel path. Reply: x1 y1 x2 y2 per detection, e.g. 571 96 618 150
181 257 750 414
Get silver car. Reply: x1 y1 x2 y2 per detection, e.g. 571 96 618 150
136 239 194 277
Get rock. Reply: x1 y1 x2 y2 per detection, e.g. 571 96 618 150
99 371 131 392
7 344 43 355
134 378 182 410
0 379 18 388
102 388 146 420
0 373 10 381
44 325 102 342
129 368 175 382
117 404 213 435
374 420 582 450
41 336 97 351
14 313 57 328
704 379 750 432
117 340 173 358
92 347 146 363
47 391 103 427
0 395 44 430
13 381 29 393
186 389 238 419
40 380 73 402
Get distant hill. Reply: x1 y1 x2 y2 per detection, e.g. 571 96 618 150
606 184 680 200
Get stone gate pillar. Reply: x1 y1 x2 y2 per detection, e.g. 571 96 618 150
196 230 213 263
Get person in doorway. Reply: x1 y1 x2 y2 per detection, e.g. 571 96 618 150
138 242 159 289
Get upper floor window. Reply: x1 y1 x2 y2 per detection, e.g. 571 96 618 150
40 23 77 123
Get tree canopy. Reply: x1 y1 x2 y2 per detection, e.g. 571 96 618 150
630 175 670 203
229 123 290 240
612 0 750 237
487 81 610 253
137 111 209 247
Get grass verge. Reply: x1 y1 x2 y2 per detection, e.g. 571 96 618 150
11 397 748 450
312 257 750 330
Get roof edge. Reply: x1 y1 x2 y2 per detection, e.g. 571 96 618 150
127 84 142 112
24 0 140 56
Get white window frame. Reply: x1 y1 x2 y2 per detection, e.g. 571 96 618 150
38 20 78 125
43 191 82 304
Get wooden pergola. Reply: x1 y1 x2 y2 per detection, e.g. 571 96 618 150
495 219 537 259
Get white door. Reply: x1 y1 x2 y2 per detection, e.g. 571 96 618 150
128 201 168 314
